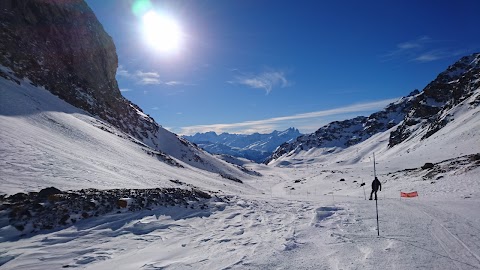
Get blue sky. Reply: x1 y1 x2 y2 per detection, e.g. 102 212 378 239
86 0 479 135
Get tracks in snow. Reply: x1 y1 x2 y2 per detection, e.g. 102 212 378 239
420 206 480 269
397 200 480 270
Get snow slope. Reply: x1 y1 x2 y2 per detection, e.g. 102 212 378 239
0 72 257 196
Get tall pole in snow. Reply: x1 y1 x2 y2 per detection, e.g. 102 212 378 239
376 198 380 236
373 152 380 236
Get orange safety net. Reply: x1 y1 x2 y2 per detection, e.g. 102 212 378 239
400 191 418 197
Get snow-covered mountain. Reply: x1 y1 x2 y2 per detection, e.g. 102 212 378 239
267 53 480 166
183 128 301 163
0 0 252 179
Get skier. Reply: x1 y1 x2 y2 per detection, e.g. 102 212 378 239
369 177 381 200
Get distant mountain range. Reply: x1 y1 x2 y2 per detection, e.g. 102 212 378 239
183 128 302 162
266 53 480 165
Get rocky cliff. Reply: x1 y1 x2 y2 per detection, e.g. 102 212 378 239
0 0 249 178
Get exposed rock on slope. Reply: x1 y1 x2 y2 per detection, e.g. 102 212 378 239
388 53 480 147
1 187 216 235
0 0 250 178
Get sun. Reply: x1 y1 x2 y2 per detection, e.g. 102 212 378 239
142 11 182 53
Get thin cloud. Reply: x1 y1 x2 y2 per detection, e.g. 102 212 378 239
382 36 431 60
117 65 131 77
165 81 194 86
397 36 430 50
413 51 445 62
119 88 132 92
234 70 289 94
382 36 474 63
116 66 192 86
178 98 398 135
135 70 161 85
138 77 162 85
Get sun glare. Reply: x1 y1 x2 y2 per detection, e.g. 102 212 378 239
142 11 182 53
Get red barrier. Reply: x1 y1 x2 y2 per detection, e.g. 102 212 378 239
401 191 418 198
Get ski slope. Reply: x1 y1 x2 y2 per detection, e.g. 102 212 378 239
1 72 480 269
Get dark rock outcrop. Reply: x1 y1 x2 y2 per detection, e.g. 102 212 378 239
37 187 62 200
421 163 434 170
1 187 217 234
388 53 480 146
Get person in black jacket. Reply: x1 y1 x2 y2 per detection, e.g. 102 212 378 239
369 177 381 200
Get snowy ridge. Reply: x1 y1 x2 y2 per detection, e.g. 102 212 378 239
184 128 301 163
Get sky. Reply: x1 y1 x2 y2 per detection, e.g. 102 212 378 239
85 0 480 135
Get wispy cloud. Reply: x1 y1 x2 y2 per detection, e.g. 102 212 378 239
413 51 444 62
232 70 290 94
397 36 430 50
382 36 431 61
119 88 132 92
117 65 132 77
383 36 475 63
116 66 192 86
135 70 161 85
178 98 398 135
165 81 194 86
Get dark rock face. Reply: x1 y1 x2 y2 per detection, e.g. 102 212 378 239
388 53 480 147
0 0 119 116
37 187 62 199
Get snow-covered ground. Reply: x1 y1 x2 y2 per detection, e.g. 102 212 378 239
1 75 480 269
2 185 480 269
